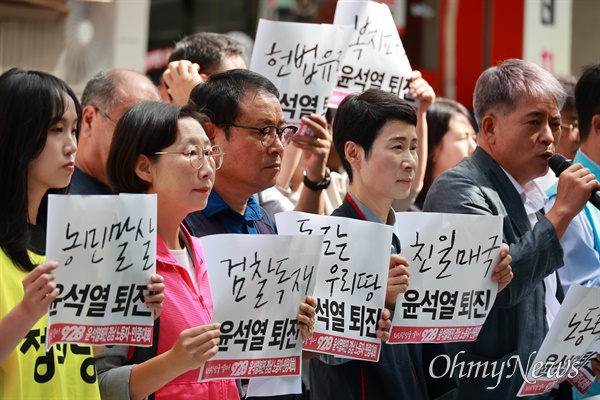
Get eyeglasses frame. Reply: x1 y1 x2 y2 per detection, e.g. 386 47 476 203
154 144 224 170
221 123 298 147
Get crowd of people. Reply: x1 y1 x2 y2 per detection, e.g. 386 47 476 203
1 30 599 400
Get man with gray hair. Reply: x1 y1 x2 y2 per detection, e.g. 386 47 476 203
424 59 599 398
71 69 161 194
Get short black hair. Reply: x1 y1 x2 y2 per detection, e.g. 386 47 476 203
189 69 279 140
333 89 417 182
107 101 208 193
168 32 245 75
575 64 600 142
0 68 81 271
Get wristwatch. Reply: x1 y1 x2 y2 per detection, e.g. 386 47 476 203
303 167 331 191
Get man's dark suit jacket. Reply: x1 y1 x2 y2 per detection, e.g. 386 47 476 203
423 147 564 399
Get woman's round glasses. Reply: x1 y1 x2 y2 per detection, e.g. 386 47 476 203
221 123 298 147
154 145 224 170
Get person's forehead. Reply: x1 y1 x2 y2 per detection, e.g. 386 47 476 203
237 89 283 121
501 95 560 118
118 77 159 101
222 54 247 71
560 105 577 119
178 118 210 145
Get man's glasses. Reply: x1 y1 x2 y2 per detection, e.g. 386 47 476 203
221 123 298 147
154 145 224 170
560 121 579 132
94 106 117 126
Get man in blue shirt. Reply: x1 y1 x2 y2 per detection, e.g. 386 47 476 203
184 68 330 400
546 63 600 399
184 69 330 237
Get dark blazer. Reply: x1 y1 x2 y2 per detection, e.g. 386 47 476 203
423 147 564 399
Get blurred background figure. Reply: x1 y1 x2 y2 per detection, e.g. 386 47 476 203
71 68 161 194
413 98 477 210
162 32 246 105
536 74 580 191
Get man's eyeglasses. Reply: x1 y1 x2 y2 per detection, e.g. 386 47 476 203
94 106 117 126
560 121 579 132
154 145 224 170
221 123 298 147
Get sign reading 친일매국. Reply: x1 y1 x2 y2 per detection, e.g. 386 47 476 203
198 233 323 381
45 194 157 350
250 19 352 135
276 211 392 362
390 212 503 344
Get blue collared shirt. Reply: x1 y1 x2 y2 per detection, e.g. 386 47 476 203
546 150 600 293
201 190 266 235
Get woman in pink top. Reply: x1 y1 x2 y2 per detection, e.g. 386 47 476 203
97 101 316 399
96 101 235 399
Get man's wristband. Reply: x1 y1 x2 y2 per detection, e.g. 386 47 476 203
303 167 331 191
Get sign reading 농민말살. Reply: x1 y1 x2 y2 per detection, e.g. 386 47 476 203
46 194 157 350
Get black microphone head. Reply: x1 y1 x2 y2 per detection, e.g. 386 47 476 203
548 154 572 177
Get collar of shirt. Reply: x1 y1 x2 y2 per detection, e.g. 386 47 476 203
577 149 600 177
500 168 560 326
348 192 401 253
202 190 264 234
500 167 548 217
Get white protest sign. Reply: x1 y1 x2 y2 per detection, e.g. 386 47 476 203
250 19 352 135
46 194 157 350
390 212 503 344
276 211 392 362
198 234 322 381
330 0 415 108
517 285 600 397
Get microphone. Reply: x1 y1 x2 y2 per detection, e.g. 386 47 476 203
549 154 600 210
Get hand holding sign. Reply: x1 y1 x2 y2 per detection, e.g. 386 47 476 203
408 70 435 113
490 243 513 293
297 295 317 340
167 323 222 372
144 274 165 319
386 254 410 309
375 308 393 342
20 261 60 324
291 114 331 184
592 355 600 379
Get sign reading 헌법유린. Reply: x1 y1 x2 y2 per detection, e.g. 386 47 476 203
250 19 352 135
